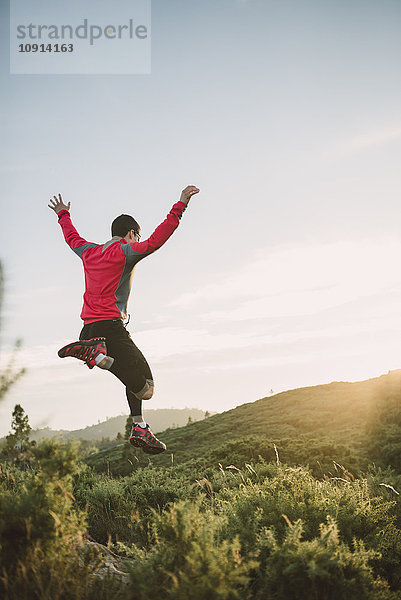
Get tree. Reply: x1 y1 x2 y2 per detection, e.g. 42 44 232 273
124 415 132 440
5 403 31 453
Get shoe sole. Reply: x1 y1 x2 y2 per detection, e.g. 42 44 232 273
58 337 106 358
129 436 166 454
143 445 166 455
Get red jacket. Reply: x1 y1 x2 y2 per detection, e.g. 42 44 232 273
58 201 187 324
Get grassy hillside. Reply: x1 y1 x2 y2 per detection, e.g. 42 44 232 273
2 371 401 599
87 369 401 475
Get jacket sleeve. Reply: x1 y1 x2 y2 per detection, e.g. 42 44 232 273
57 210 97 259
123 201 187 261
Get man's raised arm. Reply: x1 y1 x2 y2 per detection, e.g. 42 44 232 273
48 193 96 258
127 185 200 257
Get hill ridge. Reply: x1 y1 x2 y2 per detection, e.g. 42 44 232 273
86 369 401 474
26 408 211 442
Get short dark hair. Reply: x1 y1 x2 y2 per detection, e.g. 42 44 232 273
111 214 140 237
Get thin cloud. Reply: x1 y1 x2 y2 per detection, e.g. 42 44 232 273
8 237 401 370
7 307 401 370
171 237 401 321
326 127 401 159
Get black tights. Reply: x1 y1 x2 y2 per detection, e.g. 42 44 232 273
79 319 153 419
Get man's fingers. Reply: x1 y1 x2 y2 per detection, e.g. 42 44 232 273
182 185 200 201
48 195 66 211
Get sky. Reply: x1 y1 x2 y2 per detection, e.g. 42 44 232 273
1 0 401 435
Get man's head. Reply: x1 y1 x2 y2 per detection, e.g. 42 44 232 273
111 214 141 241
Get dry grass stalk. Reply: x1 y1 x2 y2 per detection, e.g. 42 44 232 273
273 444 280 467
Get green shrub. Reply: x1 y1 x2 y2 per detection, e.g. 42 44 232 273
0 440 121 599
74 458 401 594
0 440 86 571
75 466 190 545
6 439 400 598
255 516 395 600
126 499 257 600
217 465 396 550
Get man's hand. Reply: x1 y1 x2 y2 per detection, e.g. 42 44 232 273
48 193 71 215
180 185 200 206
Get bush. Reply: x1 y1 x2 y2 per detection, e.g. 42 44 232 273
75 466 190 545
125 500 257 600
255 516 395 600
217 465 396 553
4 439 401 598
0 440 121 599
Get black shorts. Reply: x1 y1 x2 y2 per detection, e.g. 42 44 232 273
79 319 153 394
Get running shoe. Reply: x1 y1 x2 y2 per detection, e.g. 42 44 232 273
129 424 166 454
57 337 107 369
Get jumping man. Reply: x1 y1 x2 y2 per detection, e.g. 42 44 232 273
49 185 200 454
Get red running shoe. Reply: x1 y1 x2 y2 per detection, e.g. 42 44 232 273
129 424 166 454
57 337 107 369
